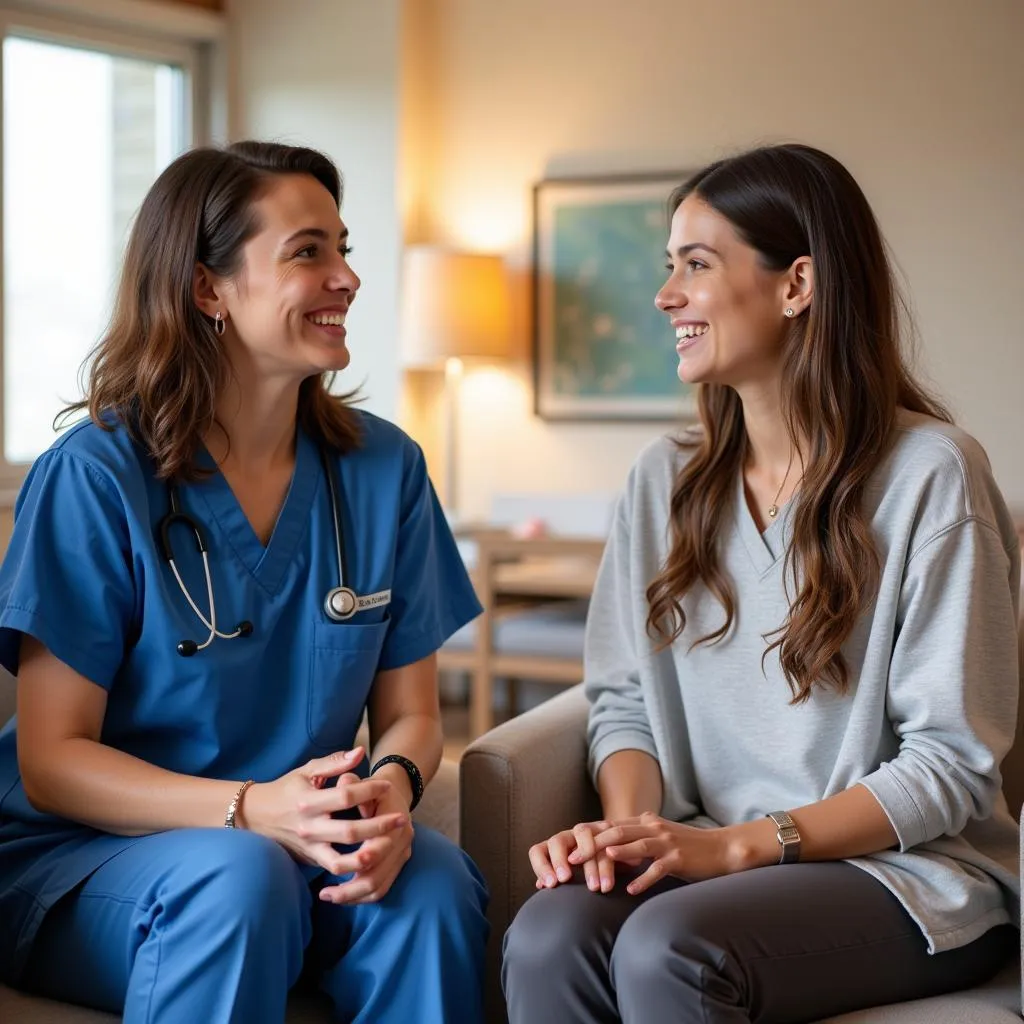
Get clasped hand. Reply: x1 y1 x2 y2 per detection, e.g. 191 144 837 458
246 746 414 905
529 811 737 896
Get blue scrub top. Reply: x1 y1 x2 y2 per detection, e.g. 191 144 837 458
0 410 481 981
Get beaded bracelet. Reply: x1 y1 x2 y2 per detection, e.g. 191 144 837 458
370 754 424 811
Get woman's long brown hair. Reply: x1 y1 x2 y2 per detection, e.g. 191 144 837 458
60 140 360 480
646 144 951 703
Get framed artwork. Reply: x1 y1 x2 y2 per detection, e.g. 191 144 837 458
532 172 695 421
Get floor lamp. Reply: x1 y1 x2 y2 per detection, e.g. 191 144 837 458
399 247 511 523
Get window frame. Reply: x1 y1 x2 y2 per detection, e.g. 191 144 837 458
0 1 223 499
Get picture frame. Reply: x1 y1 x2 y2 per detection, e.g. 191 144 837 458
531 172 695 422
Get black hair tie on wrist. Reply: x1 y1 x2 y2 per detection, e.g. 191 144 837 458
370 754 424 812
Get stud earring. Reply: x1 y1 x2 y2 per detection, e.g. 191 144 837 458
214 311 226 336
784 308 795 318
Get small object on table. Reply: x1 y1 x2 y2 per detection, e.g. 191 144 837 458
511 517 548 540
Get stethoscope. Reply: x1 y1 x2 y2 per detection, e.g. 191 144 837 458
157 449 363 657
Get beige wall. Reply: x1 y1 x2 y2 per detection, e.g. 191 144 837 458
227 0 404 422
413 0 1024 520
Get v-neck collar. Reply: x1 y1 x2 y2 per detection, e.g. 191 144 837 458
194 428 319 594
733 469 792 577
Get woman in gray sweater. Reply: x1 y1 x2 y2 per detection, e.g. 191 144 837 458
503 144 1020 1023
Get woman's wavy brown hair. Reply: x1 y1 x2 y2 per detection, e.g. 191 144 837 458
645 143 951 704
60 140 360 480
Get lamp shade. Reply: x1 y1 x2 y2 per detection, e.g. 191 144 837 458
399 246 511 367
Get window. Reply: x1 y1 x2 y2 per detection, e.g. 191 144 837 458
0 4 217 488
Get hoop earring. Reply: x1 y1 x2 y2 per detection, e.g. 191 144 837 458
784 308 795 318
214 311 226 336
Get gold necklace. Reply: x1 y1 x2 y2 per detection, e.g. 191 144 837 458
767 450 795 519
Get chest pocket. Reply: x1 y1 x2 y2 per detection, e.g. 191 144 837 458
308 617 389 752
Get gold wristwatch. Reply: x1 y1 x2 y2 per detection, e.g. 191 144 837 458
766 810 801 864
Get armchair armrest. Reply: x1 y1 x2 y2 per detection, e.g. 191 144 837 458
413 758 459 843
0 668 14 728
460 683 599 1020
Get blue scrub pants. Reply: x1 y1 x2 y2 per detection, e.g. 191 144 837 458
20 826 488 1024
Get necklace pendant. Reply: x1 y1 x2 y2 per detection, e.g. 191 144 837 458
767 504 778 519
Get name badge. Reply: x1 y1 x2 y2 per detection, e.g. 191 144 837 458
355 589 391 612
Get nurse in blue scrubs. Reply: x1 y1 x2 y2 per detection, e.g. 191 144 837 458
0 140 487 1023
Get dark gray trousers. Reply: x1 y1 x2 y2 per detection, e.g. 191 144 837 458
502 862 1015 1024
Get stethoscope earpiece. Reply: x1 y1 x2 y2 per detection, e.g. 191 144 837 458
163 492 261 657
175 623 250 659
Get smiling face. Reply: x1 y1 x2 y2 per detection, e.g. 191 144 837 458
213 172 360 382
656 194 795 391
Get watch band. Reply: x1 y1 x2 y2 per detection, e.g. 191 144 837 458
765 810 801 864
371 754 424 811
225 779 254 829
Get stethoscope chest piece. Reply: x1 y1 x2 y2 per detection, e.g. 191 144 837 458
325 586 358 622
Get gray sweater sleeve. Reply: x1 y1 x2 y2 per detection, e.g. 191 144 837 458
858 517 1020 851
585 494 659 782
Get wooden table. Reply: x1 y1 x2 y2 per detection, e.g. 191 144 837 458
445 530 605 737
